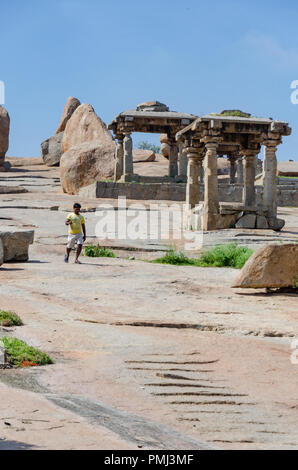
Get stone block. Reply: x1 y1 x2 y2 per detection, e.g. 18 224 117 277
0 230 34 262
235 214 256 229
256 215 269 229
267 217 285 231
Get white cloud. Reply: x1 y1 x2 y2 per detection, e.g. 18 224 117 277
243 32 298 68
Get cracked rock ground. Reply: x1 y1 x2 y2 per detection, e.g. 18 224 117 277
0 162 297 450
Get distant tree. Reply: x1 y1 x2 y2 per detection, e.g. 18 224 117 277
138 141 160 154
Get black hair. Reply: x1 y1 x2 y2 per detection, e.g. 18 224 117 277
73 203 81 209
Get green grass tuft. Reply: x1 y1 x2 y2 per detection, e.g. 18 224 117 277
153 244 253 269
84 245 115 258
0 310 23 327
0 337 53 367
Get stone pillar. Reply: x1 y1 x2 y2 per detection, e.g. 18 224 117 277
263 141 278 218
185 148 200 209
168 138 178 178
243 151 257 207
228 156 236 184
123 132 133 181
178 144 187 178
202 140 219 231
114 134 124 181
237 158 244 184
198 158 204 183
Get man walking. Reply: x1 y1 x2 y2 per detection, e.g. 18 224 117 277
64 203 86 264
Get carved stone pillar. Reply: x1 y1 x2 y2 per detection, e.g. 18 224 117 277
178 144 187 178
168 138 178 178
123 132 133 181
185 147 200 209
202 140 219 231
243 151 257 207
198 158 204 183
114 134 124 181
237 158 244 184
228 155 237 184
263 140 278 218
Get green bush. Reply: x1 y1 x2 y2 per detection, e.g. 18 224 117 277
1 337 53 367
153 250 197 266
153 244 253 269
84 245 115 258
0 310 23 327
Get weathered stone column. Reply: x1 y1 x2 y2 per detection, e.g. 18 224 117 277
228 156 237 184
243 151 257 207
185 147 200 209
123 132 133 181
114 134 124 181
202 140 219 231
198 158 204 183
263 140 278 218
178 144 187 178
236 158 244 184
168 138 178 178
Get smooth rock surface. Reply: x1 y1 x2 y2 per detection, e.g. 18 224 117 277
133 149 155 162
55 97 81 134
60 103 115 194
0 106 10 166
41 132 64 167
232 243 298 288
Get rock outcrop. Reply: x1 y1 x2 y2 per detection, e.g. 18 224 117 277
133 149 155 162
41 132 64 167
0 230 34 262
277 161 298 177
41 97 81 167
0 106 10 170
232 244 298 289
55 97 81 134
60 103 115 194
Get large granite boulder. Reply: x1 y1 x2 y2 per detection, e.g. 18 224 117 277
0 106 10 170
277 161 298 177
60 103 115 194
41 97 81 167
232 244 298 289
55 97 81 134
133 149 155 162
0 230 34 262
41 132 64 167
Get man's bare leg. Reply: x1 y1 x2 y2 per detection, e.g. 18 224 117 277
75 244 83 263
64 247 71 262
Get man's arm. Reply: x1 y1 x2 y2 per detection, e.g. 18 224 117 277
82 223 86 241
65 217 72 226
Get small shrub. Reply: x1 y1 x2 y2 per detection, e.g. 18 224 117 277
196 244 253 269
153 250 196 266
153 244 253 269
0 310 23 327
1 338 53 367
84 245 115 258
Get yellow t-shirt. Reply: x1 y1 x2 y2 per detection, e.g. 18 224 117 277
67 213 85 234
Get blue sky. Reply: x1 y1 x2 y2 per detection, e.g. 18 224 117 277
1 0 298 161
